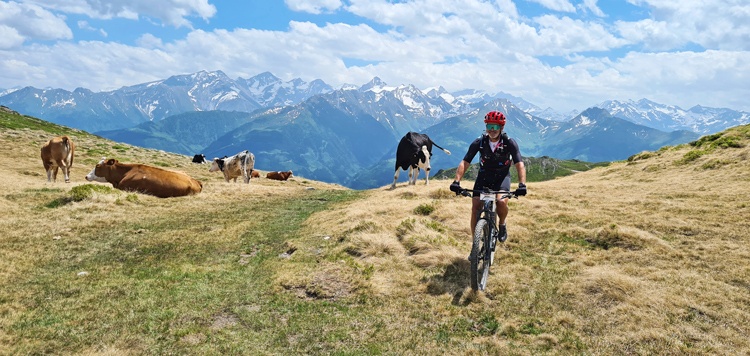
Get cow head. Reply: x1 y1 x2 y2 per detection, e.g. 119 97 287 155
418 145 431 171
85 157 110 182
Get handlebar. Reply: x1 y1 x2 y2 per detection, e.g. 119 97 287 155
456 188 518 199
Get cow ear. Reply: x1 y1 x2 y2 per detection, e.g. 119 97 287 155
107 159 116 165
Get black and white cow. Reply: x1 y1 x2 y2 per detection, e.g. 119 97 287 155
192 154 207 164
209 150 255 183
391 132 451 189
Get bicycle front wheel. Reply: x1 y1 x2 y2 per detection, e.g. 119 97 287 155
470 218 491 291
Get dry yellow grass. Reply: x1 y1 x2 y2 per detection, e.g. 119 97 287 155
283 125 750 354
2 118 749 354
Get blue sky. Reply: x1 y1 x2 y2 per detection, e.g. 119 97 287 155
1 0 748 113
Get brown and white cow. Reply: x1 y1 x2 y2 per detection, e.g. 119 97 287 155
85 158 202 198
266 170 293 181
41 136 75 183
209 150 256 183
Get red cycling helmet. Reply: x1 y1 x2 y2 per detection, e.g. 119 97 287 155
484 111 506 125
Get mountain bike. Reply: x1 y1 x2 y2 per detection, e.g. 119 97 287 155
458 188 519 291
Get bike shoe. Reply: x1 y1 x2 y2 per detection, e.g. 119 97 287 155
498 224 508 243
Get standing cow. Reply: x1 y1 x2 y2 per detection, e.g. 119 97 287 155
391 132 451 189
209 150 256 183
85 158 202 198
41 136 75 183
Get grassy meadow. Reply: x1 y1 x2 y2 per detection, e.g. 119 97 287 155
1 108 749 354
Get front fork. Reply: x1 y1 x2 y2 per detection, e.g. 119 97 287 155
479 200 498 253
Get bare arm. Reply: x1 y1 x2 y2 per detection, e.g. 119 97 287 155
515 161 526 184
454 160 471 182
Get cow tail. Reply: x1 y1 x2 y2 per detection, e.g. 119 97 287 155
242 153 251 181
62 136 74 163
431 140 451 155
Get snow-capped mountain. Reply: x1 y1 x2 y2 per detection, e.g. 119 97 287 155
235 71 333 108
0 70 334 132
597 98 750 134
320 77 458 134
2 70 747 137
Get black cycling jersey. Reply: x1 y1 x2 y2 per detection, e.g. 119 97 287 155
462 133 523 195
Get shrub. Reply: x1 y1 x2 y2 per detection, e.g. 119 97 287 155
627 152 654 162
429 188 455 199
68 184 114 202
413 203 435 216
46 184 115 208
676 150 705 165
690 133 722 147
713 136 743 149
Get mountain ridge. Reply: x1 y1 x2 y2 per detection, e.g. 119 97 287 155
2 70 747 188
3 70 748 135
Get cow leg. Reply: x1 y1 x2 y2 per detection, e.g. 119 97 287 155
418 147 431 186
62 166 70 183
408 166 418 185
52 166 59 182
60 160 71 183
391 169 401 189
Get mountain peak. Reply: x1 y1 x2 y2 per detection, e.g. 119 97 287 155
360 77 387 92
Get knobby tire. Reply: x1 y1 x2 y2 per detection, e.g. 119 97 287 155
471 218 491 291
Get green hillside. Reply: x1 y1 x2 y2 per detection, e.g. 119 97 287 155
433 155 610 182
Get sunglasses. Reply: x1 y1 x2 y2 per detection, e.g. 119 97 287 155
486 124 503 131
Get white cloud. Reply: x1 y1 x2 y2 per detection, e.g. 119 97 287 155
0 1 72 46
581 0 605 17
346 0 518 36
0 0 748 113
526 0 576 13
0 26 25 50
135 33 163 48
530 15 628 55
24 0 217 28
617 1 750 50
285 0 342 14
77 20 107 37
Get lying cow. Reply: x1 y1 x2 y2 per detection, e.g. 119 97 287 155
209 150 256 183
266 170 293 181
85 158 203 198
41 136 75 183
192 153 207 164
251 170 260 178
391 132 451 189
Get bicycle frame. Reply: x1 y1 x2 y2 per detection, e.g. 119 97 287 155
478 191 498 234
460 188 517 291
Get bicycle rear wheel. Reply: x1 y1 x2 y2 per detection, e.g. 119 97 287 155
470 219 491 291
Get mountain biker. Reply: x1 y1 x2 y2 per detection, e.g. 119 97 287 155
449 110 527 244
